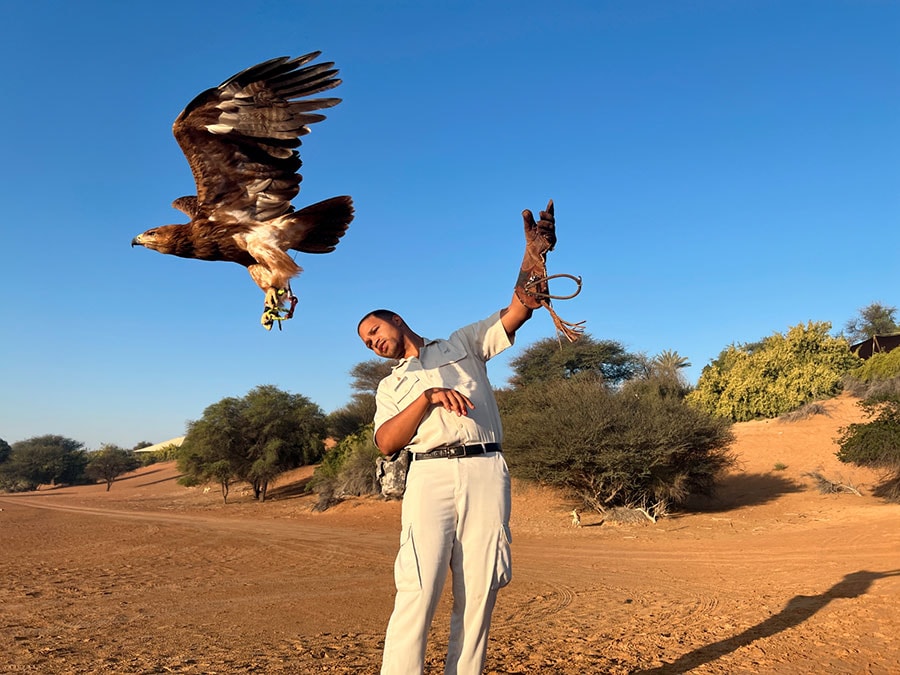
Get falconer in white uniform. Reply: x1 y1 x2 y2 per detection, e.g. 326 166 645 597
358 201 567 674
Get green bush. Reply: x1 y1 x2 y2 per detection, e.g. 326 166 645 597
687 321 861 421
836 393 900 502
500 376 735 517
850 348 900 383
139 443 182 466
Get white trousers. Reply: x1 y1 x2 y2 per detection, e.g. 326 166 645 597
380 451 512 675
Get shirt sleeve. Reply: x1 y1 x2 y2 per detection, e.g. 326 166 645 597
372 377 403 449
451 310 513 362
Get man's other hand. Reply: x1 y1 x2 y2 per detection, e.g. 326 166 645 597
424 388 475 416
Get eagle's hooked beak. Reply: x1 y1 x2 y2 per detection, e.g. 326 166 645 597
131 235 143 248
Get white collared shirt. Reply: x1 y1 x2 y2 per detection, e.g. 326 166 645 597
373 311 513 453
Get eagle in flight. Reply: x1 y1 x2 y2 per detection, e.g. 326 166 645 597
132 52 354 330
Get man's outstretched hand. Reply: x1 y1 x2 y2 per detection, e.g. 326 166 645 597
516 199 556 310
523 199 556 255
514 199 585 342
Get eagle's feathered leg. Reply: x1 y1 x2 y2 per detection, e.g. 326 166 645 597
246 243 302 330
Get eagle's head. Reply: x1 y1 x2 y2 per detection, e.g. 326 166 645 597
131 226 182 255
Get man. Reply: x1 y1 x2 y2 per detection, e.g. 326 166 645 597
357 202 558 674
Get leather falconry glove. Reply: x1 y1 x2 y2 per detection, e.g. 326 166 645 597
515 200 585 342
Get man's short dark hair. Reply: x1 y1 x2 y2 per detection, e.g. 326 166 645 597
357 309 401 334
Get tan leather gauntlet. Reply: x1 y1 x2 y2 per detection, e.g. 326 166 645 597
515 200 585 342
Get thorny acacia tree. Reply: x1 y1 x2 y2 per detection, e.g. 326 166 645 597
499 334 733 519
500 375 734 519
327 358 395 440
178 385 326 502
843 302 899 344
507 333 641 388
85 444 140 491
0 435 87 491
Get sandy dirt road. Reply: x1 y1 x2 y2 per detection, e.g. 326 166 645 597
2 393 899 674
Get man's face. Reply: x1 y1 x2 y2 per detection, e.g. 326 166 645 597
358 314 405 359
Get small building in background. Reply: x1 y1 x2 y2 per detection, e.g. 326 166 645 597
850 334 900 360
133 436 185 454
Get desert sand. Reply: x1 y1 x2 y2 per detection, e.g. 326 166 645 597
1 393 899 674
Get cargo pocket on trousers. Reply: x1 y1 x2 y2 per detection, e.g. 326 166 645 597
491 524 513 590
394 526 422 592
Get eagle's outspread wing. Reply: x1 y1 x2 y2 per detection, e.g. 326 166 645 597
173 52 342 222
132 52 354 330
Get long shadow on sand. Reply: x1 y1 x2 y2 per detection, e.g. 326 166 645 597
132 473 183 488
266 475 315 500
113 468 164 483
683 472 805 512
636 569 900 674
1 471 169 495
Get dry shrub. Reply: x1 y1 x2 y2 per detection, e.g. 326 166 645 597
803 471 862 496
309 426 380 511
872 475 900 502
605 507 652 524
604 498 669 523
843 375 900 399
779 401 829 422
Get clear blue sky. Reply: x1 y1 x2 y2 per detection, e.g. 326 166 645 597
1 0 897 450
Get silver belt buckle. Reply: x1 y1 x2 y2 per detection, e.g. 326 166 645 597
446 445 466 458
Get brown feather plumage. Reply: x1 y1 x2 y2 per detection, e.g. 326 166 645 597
132 52 354 325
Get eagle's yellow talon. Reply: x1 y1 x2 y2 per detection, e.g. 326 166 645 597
261 296 296 330
264 288 280 310
264 287 293 311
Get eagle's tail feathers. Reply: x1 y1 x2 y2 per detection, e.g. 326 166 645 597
288 196 354 254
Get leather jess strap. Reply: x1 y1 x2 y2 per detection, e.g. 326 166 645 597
412 443 502 461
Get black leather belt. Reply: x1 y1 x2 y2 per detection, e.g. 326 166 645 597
412 442 502 460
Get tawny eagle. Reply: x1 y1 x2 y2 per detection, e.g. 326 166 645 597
132 52 354 329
